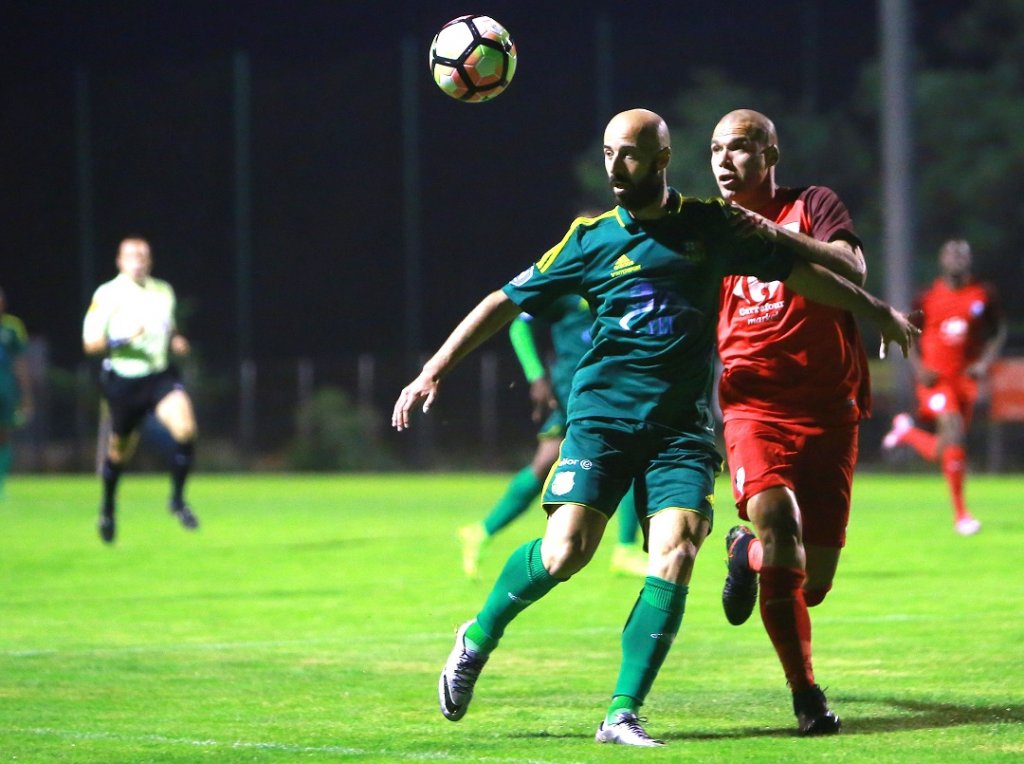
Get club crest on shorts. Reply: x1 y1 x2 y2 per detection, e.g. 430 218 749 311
550 470 575 496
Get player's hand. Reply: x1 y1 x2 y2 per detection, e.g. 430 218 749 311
528 377 556 423
170 334 190 356
726 204 777 241
878 307 921 359
392 374 440 431
14 401 33 427
966 361 989 380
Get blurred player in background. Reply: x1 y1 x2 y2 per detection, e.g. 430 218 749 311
394 109 917 746
712 109 885 734
0 287 33 497
457 293 647 579
82 237 200 543
882 239 1007 535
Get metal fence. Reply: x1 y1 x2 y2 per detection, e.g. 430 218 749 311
12 339 1024 473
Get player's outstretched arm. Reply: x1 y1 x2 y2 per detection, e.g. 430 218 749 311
785 261 920 359
730 205 867 285
392 290 521 431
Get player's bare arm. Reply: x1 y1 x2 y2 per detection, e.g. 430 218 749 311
730 206 866 286
14 354 33 422
392 290 522 431
785 261 920 359
967 317 1008 379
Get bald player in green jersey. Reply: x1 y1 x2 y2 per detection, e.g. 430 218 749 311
83 237 199 543
457 293 646 578
0 287 33 497
393 108 917 746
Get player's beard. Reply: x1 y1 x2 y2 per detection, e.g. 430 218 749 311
609 163 662 211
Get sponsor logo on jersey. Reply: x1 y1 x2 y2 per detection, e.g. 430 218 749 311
558 457 592 470
610 254 641 277
939 316 968 345
550 471 575 496
732 277 786 326
510 266 534 287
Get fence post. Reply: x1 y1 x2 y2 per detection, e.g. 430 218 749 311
297 358 314 439
357 353 375 410
480 351 498 464
239 359 256 461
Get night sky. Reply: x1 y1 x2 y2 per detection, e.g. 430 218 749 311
2 1 962 370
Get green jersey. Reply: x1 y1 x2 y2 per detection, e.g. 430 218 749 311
0 314 27 388
516 294 592 407
502 193 794 434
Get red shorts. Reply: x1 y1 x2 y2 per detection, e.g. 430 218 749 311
723 418 858 548
915 375 978 427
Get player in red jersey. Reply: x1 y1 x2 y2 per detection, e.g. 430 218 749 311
882 239 1007 535
711 109 876 735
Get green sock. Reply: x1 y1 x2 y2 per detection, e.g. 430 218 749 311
482 467 543 535
605 694 638 723
616 487 639 546
0 442 11 495
470 538 560 653
611 576 688 712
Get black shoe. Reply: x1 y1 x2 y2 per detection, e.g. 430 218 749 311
793 684 841 736
170 502 200 530
98 514 116 544
722 525 758 625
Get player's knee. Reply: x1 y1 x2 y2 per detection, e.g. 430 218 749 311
804 586 832 607
749 489 801 548
647 539 699 582
541 537 592 578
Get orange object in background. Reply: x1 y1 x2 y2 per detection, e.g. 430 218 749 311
989 358 1024 422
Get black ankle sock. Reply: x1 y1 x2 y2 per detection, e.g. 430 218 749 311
101 457 122 516
170 441 194 508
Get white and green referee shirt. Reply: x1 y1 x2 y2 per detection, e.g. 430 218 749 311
82 273 178 378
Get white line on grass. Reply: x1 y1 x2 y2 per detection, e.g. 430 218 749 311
6 727 584 764
2 617 932 659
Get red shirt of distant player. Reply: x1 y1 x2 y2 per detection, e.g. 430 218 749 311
717 186 870 426
915 277 1002 380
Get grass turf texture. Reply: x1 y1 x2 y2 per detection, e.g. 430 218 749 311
2 473 1022 762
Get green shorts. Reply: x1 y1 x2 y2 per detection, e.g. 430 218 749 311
536 405 567 441
541 417 721 524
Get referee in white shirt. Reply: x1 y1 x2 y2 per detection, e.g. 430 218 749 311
83 237 199 543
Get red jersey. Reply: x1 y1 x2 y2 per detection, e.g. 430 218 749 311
915 277 1003 379
717 186 871 426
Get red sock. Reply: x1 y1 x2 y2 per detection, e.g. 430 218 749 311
759 566 814 691
942 445 969 521
903 426 939 461
747 537 763 573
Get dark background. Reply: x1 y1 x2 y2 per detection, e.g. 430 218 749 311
1 0 968 370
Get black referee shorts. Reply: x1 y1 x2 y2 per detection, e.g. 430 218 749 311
101 366 186 438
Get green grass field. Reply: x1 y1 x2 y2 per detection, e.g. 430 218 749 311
2 472 1023 762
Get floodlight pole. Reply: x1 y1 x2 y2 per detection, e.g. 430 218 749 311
74 66 96 318
879 0 915 405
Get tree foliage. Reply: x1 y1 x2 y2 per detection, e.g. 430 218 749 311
576 2 1024 330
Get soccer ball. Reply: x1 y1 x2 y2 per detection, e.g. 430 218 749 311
429 15 517 103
